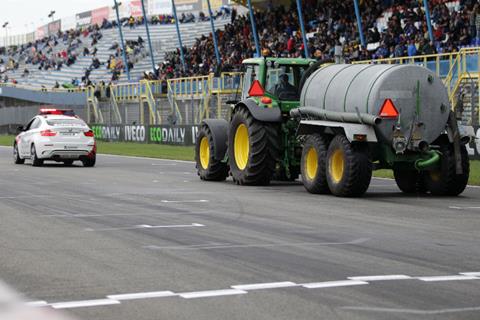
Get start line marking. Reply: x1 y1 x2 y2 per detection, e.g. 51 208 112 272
27 271 480 310
85 223 204 232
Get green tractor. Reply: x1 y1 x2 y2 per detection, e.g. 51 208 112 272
195 57 314 185
195 57 471 197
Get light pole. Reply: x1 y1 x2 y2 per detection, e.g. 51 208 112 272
113 0 131 81
2 22 8 48
48 10 56 22
171 0 186 71
140 0 156 73
246 0 260 57
206 0 221 66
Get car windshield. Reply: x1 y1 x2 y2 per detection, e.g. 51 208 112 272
46 119 86 127
265 65 308 100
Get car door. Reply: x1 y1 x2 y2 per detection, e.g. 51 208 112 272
21 117 41 156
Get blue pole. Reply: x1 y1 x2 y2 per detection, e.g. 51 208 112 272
296 0 309 58
140 0 156 73
206 0 221 66
113 0 130 81
171 0 186 71
423 0 434 42
246 0 261 57
353 0 366 49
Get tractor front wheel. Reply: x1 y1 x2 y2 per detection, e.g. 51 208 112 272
228 107 279 185
195 124 228 181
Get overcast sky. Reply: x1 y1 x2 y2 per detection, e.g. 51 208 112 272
0 0 114 35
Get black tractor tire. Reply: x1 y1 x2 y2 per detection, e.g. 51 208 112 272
195 124 228 181
425 144 469 196
63 160 74 166
13 143 24 164
82 154 96 167
393 168 427 194
326 135 372 197
300 134 330 194
31 144 43 167
228 107 279 186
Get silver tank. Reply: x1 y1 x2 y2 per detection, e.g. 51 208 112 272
300 64 450 146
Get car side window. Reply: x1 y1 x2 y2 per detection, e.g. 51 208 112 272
24 118 36 131
27 118 42 131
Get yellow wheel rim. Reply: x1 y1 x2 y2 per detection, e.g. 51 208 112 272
234 123 249 170
199 136 210 170
330 149 345 183
305 147 318 180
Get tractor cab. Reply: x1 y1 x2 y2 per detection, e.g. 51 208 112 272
241 58 315 111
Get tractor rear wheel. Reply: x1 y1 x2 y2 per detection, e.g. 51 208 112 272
425 144 469 196
393 167 427 194
195 124 228 181
326 135 372 197
228 107 279 185
301 134 330 194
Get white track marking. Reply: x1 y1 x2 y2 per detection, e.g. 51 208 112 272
460 272 480 277
144 238 370 251
107 291 176 301
160 200 209 203
302 280 368 289
417 275 479 282
51 299 120 309
348 275 412 281
231 282 297 290
25 301 49 307
341 306 480 314
449 206 480 210
85 223 205 232
179 289 247 299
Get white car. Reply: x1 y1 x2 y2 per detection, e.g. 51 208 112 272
13 109 96 167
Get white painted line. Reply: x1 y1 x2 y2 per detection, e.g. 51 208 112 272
341 306 480 314
417 275 479 282
302 280 368 289
51 299 120 309
460 272 480 277
348 275 412 281
107 291 176 301
179 289 247 299
85 223 205 232
161 200 209 203
144 238 370 251
231 282 297 290
97 153 195 164
449 206 480 210
25 301 49 307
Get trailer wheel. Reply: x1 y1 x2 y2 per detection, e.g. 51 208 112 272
228 107 279 185
425 144 469 196
301 134 330 194
393 168 427 194
326 135 372 197
195 124 228 181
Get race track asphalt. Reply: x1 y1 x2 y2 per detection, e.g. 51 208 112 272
1 146 480 320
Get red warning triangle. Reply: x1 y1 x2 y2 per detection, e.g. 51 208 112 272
379 99 399 118
248 80 265 97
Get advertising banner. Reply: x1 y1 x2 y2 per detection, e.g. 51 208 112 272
76 10 92 28
48 20 61 36
62 15 77 31
148 0 172 15
35 26 48 40
91 124 199 146
91 6 111 26
175 0 202 12
129 0 144 17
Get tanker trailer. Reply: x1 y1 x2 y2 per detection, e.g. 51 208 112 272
292 63 471 197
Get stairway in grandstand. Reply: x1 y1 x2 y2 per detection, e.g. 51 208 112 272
16 18 232 88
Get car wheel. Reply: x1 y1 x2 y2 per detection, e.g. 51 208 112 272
82 154 96 167
13 144 25 164
31 144 43 167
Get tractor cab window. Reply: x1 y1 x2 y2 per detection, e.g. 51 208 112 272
266 65 307 100
242 64 260 100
